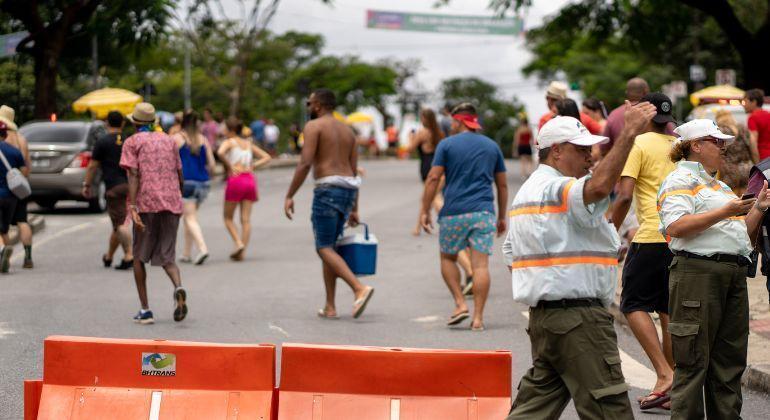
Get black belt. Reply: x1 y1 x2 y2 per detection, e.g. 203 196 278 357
535 298 603 309
674 250 751 266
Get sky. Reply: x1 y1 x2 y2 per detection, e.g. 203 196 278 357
227 0 572 122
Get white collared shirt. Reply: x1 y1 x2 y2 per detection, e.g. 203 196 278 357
658 160 752 257
502 164 620 307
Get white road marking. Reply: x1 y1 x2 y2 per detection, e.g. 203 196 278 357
411 315 440 323
10 218 108 263
148 391 162 420
269 324 290 337
520 311 656 390
0 322 15 339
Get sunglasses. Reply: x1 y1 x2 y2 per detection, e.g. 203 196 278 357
699 137 727 148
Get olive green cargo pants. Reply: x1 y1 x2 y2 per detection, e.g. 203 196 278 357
507 305 633 420
668 256 749 420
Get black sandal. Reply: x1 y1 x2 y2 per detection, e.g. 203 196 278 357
102 255 112 268
114 259 133 270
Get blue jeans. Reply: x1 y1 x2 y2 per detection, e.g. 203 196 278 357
311 185 357 249
182 180 210 205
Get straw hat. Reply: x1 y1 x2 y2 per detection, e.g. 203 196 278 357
0 105 18 131
128 102 157 124
545 81 568 100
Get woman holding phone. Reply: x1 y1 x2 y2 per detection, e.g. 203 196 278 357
658 119 769 419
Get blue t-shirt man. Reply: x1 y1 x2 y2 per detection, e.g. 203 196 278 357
433 131 507 217
0 141 25 198
249 120 265 143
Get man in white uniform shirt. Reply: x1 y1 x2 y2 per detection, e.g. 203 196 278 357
503 102 655 419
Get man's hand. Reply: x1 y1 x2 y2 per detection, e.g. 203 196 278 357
420 211 433 234
348 211 360 227
81 184 91 199
130 207 145 231
722 197 756 218
496 217 507 237
284 197 294 220
622 100 657 137
756 180 770 212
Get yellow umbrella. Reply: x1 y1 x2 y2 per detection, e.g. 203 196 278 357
346 112 374 124
72 88 143 118
690 85 745 107
333 111 346 122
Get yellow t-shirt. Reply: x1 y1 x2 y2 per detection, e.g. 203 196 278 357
621 132 677 243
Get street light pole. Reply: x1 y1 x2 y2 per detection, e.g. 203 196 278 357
91 35 99 89
184 42 191 111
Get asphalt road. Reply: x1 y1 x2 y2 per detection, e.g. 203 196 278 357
1 159 769 419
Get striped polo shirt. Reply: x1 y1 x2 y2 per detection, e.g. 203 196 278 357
502 164 620 307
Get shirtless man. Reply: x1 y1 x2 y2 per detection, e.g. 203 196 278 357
0 105 33 268
284 89 375 319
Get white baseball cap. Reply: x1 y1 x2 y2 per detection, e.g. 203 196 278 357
674 119 734 143
536 116 609 149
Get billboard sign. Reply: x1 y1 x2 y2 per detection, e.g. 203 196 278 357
366 10 523 36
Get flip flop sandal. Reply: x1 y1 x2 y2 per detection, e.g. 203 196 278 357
447 311 470 326
470 323 485 331
639 391 670 410
352 287 375 319
317 309 340 319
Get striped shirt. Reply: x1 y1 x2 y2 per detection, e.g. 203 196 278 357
502 164 620 307
657 160 752 257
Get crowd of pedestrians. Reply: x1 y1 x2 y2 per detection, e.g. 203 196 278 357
5 74 770 418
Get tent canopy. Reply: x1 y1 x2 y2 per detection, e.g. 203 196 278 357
690 85 745 107
72 88 143 119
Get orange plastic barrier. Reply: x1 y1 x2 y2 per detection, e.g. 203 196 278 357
27 336 276 420
278 343 512 420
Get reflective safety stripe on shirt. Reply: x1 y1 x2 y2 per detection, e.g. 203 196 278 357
510 251 619 269
509 180 575 216
657 180 725 211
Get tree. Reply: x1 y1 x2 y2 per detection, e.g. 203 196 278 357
444 0 770 92
286 56 398 125
0 0 172 118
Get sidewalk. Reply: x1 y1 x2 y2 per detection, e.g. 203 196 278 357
609 262 770 394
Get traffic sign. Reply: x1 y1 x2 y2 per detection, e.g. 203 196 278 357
689 65 706 82
663 81 688 99
715 69 736 86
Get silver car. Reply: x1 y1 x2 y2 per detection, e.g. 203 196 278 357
19 121 107 212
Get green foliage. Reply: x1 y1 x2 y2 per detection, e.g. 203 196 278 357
441 77 524 155
521 0 742 110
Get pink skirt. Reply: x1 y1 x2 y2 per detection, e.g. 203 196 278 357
225 172 258 202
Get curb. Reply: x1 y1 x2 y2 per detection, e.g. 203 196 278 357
5 214 45 246
609 302 770 395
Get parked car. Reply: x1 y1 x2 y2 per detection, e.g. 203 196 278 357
18 121 107 212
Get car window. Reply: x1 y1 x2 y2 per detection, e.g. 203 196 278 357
19 124 89 143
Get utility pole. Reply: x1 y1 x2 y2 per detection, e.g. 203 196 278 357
184 42 191 110
91 35 99 89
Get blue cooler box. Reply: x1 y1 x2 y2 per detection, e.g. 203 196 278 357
336 224 378 276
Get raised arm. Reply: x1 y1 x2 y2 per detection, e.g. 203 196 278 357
583 101 656 204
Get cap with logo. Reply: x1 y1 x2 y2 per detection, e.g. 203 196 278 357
641 92 675 125
545 81 568 100
537 116 609 149
673 119 734 143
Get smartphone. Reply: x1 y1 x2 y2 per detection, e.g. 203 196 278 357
740 193 756 216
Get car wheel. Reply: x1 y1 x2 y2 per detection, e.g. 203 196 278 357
35 199 58 210
88 182 107 213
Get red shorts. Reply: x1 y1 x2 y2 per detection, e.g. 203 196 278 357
225 172 258 202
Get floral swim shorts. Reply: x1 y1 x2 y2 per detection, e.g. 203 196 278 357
438 211 496 256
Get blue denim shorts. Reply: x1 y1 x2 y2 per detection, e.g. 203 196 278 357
182 180 210 205
311 185 357 249
438 211 496 255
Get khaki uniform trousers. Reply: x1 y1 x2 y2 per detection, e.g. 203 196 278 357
507 305 633 420
668 256 749 420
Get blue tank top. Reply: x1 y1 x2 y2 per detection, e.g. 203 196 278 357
179 143 210 182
